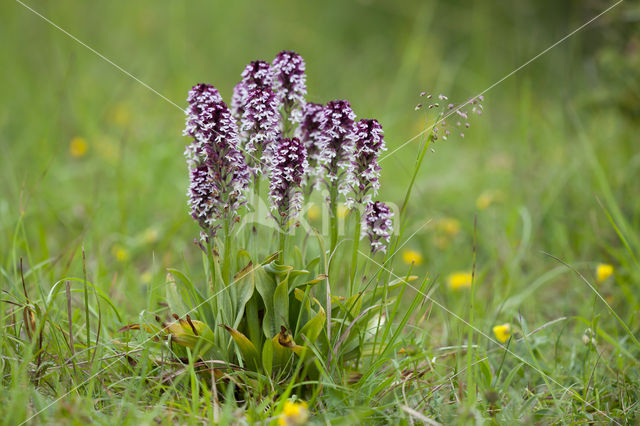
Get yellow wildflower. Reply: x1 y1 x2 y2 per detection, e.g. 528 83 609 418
112 245 130 262
596 263 614 283
69 137 88 158
307 204 320 221
447 272 472 290
436 217 460 237
492 323 511 343
278 400 309 426
402 249 423 266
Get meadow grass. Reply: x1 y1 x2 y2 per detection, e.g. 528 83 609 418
1 1 639 424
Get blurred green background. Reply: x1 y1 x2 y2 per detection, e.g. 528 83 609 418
1 0 638 316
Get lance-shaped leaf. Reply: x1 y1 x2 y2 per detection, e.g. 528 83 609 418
290 274 328 293
232 261 260 328
165 273 189 316
220 324 260 370
163 314 216 358
255 270 278 338
273 275 290 333
293 289 326 344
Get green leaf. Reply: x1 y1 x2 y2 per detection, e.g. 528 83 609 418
290 274 327 293
262 337 273 376
293 288 325 344
305 256 321 272
264 261 293 276
164 315 217 359
297 303 325 345
273 275 290 332
231 260 258 329
220 324 260 370
255 269 277 338
166 273 189 316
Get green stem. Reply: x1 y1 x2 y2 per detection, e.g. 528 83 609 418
329 185 338 254
279 222 287 264
466 237 478 405
252 178 260 260
82 248 90 361
222 220 231 285
349 207 361 296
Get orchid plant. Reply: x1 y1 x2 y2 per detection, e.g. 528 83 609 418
125 50 483 399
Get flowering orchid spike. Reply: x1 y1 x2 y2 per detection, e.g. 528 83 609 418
362 201 393 254
350 118 386 207
318 100 357 197
268 137 308 230
231 60 273 120
271 50 307 125
239 87 281 175
184 84 250 241
295 102 327 191
184 83 223 144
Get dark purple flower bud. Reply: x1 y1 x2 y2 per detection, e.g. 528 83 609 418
271 50 307 124
184 85 250 241
318 100 357 196
361 201 394 254
295 102 326 188
239 87 281 175
350 119 386 206
268 137 308 229
231 60 273 119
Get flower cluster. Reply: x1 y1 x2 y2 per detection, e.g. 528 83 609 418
362 201 394 254
184 85 250 241
269 137 308 229
239 87 281 175
272 51 307 124
318 100 357 196
184 52 400 253
350 118 386 206
231 60 273 120
184 83 223 143
296 102 326 189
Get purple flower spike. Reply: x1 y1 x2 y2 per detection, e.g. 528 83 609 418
269 137 308 229
350 119 386 206
362 201 394 254
184 85 250 241
184 83 223 142
295 102 326 189
319 100 357 196
271 50 307 124
239 87 281 175
231 60 273 120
